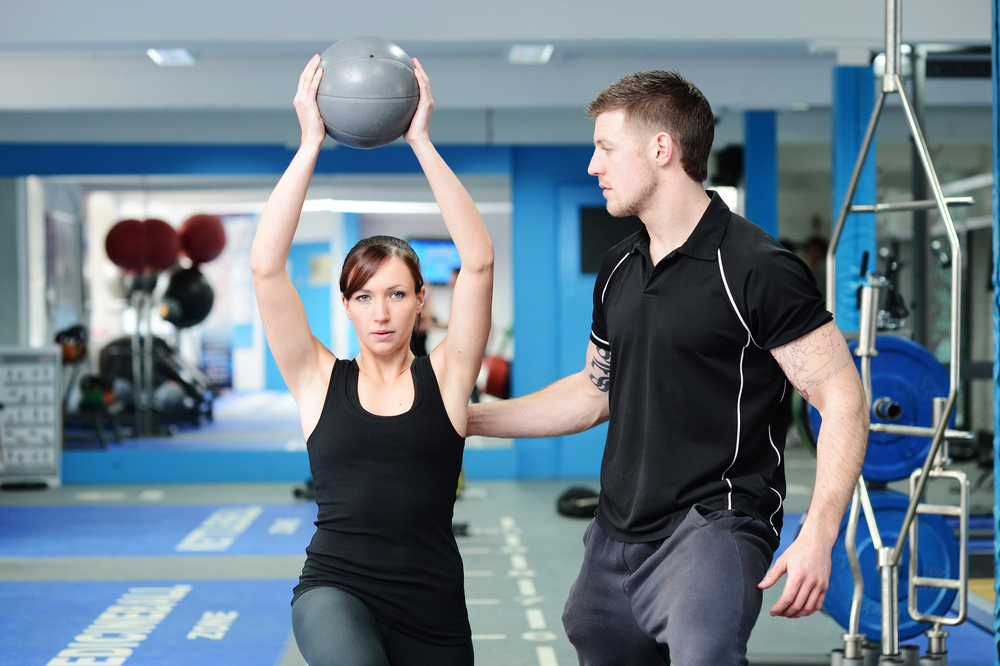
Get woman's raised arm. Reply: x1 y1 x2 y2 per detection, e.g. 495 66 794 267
250 55 334 430
406 59 494 427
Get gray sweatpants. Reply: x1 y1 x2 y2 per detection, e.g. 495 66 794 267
562 505 776 666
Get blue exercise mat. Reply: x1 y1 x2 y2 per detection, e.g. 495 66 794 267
0 579 294 666
0 503 317 557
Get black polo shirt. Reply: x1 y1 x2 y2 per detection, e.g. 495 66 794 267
590 191 831 545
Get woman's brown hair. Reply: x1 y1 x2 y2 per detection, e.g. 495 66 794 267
340 235 423 299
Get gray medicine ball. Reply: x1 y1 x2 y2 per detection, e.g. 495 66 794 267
317 36 419 149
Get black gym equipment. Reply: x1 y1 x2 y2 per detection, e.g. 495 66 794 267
103 257 221 436
56 325 126 448
160 267 215 329
556 486 600 518
99 335 216 428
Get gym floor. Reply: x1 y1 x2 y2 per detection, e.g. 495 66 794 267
1 404 995 666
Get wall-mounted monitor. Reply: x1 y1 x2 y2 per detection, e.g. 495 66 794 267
579 208 643 274
407 238 461 285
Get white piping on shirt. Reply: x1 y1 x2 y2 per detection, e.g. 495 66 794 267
718 248 786 532
591 331 610 346
764 383 786 536
716 250 761 350
591 251 633 346
602 252 632 304
768 487 783 536
769 382 786 468
717 249 752 510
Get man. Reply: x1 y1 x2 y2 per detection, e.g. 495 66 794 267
467 70 868 665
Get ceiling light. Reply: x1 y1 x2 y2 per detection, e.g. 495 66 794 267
302 199 512 215
146 48 196 66
508 44 554 65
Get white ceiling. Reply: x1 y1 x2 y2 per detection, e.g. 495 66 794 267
18 2 991 240
1 0 990 114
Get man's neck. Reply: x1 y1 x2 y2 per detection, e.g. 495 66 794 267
640 182 712 265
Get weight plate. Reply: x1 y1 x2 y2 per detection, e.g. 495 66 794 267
824 488 959 641
806 335 951 482
557 486 600 518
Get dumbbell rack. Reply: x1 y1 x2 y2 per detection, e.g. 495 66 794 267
825 0 972 663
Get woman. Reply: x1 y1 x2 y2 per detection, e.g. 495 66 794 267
250 55 492 666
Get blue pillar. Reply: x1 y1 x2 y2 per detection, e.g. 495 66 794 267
831 66 878 332
510 146 594 478
342 213 361 359
743 111 778 239
991 0 999 658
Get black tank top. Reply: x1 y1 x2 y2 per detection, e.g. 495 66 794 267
292 355 470 645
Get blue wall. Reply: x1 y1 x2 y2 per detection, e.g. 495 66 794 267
10 137 836 483
0 143 511 177
264 241 332 391
3 140 607 480
743 110 778 240
342 212 362 359
510 146 603 478
831 66 879 331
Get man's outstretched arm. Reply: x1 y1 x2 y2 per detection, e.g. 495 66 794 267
468 340 611 439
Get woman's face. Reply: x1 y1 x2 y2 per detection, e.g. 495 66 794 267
343 256 424 354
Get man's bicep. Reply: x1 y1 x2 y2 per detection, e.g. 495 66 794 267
770 321 856 408
585 340 612 394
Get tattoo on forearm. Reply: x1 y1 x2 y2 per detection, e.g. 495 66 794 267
774 322 850 402
589 347 611 393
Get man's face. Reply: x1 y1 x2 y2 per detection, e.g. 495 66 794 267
588 110 657 218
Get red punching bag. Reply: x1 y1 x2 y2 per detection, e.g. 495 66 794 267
179 214 226 265
105 218 179 271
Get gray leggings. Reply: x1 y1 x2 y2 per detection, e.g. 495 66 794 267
562 505 776 666
292 586 474 666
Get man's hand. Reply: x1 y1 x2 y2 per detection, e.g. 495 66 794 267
758 536 831 618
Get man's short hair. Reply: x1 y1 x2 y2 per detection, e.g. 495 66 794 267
587 70 714 183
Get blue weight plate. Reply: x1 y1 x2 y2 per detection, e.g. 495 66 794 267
807 335 951 482
824 489 959 641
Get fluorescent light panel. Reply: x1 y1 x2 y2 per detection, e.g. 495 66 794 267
147 48 196 66
508 44 554 65
302 199 512 214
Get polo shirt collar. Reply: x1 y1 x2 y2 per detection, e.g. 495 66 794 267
626 190 731 262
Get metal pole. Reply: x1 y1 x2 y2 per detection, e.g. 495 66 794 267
883 0 902 93
932 398 950 468
143 290 155 437
826 90 887 318
130 289 143 438
845 489 865 636
890 74 963 562
910 46 929 347
843 487 866 661
879 547 899 656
